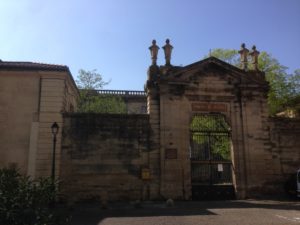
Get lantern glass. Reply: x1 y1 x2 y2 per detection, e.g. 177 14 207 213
51 122 59 135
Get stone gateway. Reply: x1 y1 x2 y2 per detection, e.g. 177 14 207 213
0 41 299 201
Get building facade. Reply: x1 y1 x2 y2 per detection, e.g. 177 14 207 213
0 61 78 178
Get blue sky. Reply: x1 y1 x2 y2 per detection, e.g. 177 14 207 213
1 0 299 90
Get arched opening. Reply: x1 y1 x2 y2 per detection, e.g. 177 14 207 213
190 114 235 200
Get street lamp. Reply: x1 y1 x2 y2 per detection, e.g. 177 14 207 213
51 122 59 184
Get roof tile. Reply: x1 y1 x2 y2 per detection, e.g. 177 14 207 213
0 61 69 72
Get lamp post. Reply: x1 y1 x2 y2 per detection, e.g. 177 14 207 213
51 122 59 184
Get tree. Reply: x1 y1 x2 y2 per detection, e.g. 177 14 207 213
77 92 127 113
285 69 300 111
76 69 109 89
206 49 300 115
208 49 239 65
76 69 126 113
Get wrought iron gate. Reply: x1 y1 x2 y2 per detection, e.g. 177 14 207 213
190 114 235 200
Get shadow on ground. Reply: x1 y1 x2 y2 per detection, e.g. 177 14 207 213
71 199 300 225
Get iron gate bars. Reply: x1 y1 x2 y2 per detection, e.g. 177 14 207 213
190 114 232 185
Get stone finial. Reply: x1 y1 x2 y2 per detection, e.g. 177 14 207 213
238 43 249 70
249 45 260 71
149 39 160 65
162 39 173 66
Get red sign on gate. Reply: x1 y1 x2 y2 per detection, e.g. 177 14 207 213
191 103 227 112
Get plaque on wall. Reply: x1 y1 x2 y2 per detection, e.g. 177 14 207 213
165 148 177 159
141 168 151 180
191 103 227 112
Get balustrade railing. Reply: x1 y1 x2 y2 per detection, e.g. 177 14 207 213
95 89 146 96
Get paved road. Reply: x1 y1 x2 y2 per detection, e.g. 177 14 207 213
71 200 300 225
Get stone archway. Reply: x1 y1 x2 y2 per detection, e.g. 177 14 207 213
146 55 270 200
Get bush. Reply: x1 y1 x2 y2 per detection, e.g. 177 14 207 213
0 167 70 225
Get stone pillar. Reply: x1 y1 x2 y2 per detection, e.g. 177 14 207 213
34 75 65 178
236 84 270 198
146 66 161 199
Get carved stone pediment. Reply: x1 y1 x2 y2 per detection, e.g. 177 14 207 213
160 57 268 87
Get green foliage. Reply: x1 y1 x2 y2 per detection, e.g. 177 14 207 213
190 115 230 132
77 90 127 113
0 168 70 225
205 49 300 115
211 135 230 160
76 69 127 113
76 69 109 89
191 115 231 160
206 48 239 65
285 69 300 112
258 52 292 114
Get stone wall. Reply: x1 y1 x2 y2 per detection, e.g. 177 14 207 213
60 113 152 201
263 117 300 194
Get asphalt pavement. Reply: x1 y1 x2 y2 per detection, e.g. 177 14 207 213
71 199 300 225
